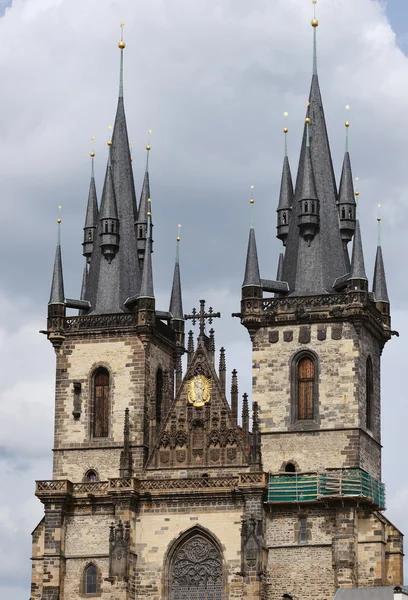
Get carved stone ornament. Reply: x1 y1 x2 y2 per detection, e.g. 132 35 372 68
299 326 311 344
160 450 170 464
187 374 211 407
331 325 343 340
317 327 327 341
269 330 279 344
209 448 220 462
283 330 293 342
176 449 186 463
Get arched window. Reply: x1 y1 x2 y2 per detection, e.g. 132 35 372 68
156 368 163 428
168 531 223 600
85 563 98 595
297 355 316 421
299 516 308 544
85 469 98 482
93 368 110 438
366 357 373 430
285 462 296 473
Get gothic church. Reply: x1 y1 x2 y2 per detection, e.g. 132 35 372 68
31 14 404 600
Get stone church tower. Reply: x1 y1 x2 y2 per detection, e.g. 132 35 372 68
31 17 403 600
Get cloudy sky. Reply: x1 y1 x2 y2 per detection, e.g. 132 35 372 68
0 0 408 597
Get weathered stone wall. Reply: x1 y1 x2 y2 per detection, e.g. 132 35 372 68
53 331 175 481
252 322 382 479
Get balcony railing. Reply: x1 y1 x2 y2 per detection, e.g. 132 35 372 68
267 469 385 509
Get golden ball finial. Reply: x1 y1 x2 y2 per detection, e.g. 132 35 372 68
146 144 151 151
90 151 95 158
305 117 311 125
355 191 359 197
57 218 61 224
107 140 112 147
284 127 288 134
118 40 126 49
345 121 350 128
250 198 255 205
177 236 181 242
147 211 151 217
311 18 319 27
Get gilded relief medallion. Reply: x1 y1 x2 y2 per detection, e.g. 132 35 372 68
187 374 211 407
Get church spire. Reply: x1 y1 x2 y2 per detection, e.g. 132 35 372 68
373 209 389 304
49 213 65 305
169 225 183 321
349 217 367 286
338 120 356 265
82 144 99 262
139 201 154 299
243 190 261 288
276 124 294 246
85 25 141 313
136 132 153 270
281 10 346 295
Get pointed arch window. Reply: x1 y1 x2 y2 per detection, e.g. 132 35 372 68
366 357 373 430
83 563 98 595
92 368 110 438
156 368 163 428
293 353 318 422
168 531 223 600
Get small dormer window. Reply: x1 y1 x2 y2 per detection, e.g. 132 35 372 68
282 212 287 224
104 222 108 233
304 201 308 213
341 207 346 219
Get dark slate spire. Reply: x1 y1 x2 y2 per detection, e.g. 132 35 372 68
85 30 141 313
274 244 285 298
136 140 153 270
169 231 183 320
99 150 120 263
373 218 389 303
49 219 65 305
350 218 367 281
139 210 154 299
276 129 294 246
243 197 261 288
297 122 319 245
93 152 121 314
79 259 88 315
282 19 346 295
82 153 99 261
337 124 356 261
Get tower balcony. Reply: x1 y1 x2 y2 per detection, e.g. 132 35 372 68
267 468 385 509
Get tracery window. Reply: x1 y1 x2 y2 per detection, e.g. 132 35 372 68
92 368 110 438
156 368 163 428
366 357 373 430
84 563 98 595
297 356 316 421
170 533 223 600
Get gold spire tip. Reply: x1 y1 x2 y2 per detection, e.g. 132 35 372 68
305 117 311 124
177 223 181 242
355 177 360 197
284 127 288 134
250 185 254 205
57 205 62 223
311 0 318 26
377 204 382 222
146 129 152 151
118 22 126 49
345 122 350 128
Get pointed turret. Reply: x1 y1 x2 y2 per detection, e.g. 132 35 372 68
297 121 319 245
49 218 65 306
47 217 66 347
99 151 120 263
136 139 153 270
276 128 293 246
137 206 155 325
349 218 367 290
373 215 390 328
282 18 347 295
169 228 184 347
338 124 356 250
82 152 99 261
243 194 261 289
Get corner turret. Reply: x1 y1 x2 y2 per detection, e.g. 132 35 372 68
99 150 120 263
276 128 294 246
297 120 319 245
373 211 390 328
48 216 66 347
169 226 184 347
82 150 99 261
337 123 356 250
136 135 153 270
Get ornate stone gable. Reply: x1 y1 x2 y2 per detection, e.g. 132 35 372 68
146 339 250 470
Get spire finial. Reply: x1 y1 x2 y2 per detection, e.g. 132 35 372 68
57 205 62 243
305 116 311 148
145 129 152 169
311 1 319 74
107 124 113 147
118 23 125 97
377 204 382 245
176 224 181 261
249 185 255 228
283 112 289 156
345 105 351 151
90 136 95 176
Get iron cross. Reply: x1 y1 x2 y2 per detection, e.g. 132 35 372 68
185 299 221 337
